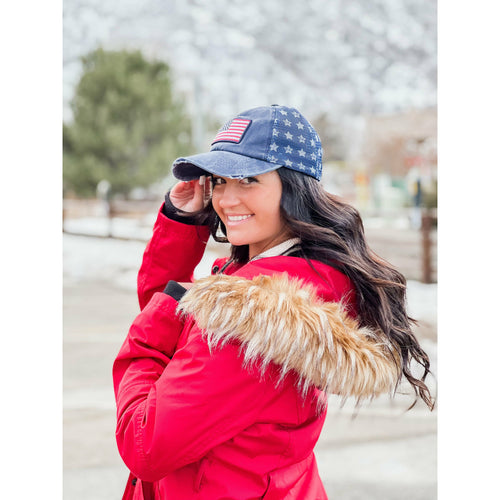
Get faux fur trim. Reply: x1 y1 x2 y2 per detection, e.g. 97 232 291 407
177 273 401 401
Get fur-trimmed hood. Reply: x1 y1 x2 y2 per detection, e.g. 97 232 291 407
178 273 401 401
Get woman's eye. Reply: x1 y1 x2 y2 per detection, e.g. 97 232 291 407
240 177 258 185
212 177 225 186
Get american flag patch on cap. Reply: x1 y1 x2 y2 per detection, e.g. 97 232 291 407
211 118 251 144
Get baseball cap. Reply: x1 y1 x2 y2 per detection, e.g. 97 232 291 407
172 105 323 181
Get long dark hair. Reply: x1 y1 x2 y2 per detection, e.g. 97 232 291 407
194 167 434 410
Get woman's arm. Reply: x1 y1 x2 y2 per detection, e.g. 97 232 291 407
137 178 211 310
137 208 209 309
113 289 281 482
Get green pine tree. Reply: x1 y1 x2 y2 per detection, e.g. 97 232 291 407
64 48 192 197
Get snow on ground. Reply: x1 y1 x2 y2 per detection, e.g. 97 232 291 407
64 233 146 291
406 280 437 329
63 217 224 290
64 215 157 241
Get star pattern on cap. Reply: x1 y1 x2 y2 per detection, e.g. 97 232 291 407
264 106 322 180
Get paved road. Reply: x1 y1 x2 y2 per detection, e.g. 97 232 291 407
64 278 436 500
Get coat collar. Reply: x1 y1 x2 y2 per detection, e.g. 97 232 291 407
178 272 401 404
249 237 301 261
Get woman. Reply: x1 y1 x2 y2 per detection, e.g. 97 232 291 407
113 105 434 499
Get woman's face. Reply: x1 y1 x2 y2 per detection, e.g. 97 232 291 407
211 171 290 259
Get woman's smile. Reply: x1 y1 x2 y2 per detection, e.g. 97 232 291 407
224 213 255 225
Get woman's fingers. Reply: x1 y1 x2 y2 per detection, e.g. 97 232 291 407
203 175 212 206
170 177 208 212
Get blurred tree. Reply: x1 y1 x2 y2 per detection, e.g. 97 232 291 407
63 48 192 197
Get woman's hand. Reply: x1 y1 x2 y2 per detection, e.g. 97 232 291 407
170 176 212 213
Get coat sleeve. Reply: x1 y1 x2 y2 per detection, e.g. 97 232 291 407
137 204 210 310
113 291 282 483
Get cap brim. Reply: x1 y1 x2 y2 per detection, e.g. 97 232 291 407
172 151 282 181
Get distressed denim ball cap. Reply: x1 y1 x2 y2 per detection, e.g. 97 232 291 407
172 105 323 181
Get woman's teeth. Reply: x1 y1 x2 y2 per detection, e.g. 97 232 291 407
227 215 252 222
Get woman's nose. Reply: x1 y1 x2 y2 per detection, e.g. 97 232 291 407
217 184 240 208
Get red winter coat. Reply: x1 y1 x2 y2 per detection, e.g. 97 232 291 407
113 207 400 499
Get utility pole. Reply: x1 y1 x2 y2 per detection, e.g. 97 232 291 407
421 209 432 283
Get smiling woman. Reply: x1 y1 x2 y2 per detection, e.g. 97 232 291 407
113 105 434 500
